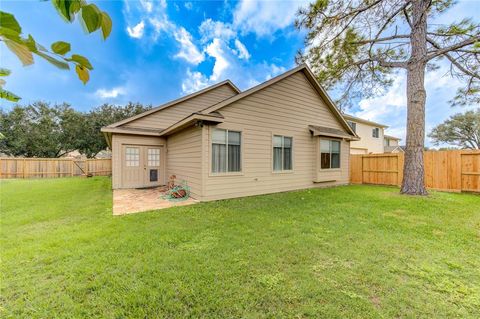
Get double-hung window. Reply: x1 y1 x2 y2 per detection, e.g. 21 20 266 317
372 127 380 138
212 129 241 173
320 140 341 169
273 135 293 171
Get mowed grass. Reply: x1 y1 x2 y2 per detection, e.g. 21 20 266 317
1 177 479 318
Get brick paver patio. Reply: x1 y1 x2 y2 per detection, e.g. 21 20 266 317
113 187 197 215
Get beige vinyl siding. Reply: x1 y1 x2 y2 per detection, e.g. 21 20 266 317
122 84 237 130
111 134 166 189
166 125 203 199
202 72 350 201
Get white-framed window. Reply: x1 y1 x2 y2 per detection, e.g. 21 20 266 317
347 121 357 133
273 135 293 171
372 127 380 138
125 147 140 167
320 140 341 169
212 128 241 173
147 148 160 166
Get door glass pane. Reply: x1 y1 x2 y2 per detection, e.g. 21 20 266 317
125 147 139 167
148 148 160 166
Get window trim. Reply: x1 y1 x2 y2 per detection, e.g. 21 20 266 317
319 139 341 170
209 127 244 176
272 134 294 173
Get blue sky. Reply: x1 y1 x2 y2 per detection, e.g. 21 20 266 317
1 0 478 146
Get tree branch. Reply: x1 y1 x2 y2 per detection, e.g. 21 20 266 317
426 36 480 79
353 34 410 45
426 36 480 60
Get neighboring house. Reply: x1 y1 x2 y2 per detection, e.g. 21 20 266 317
343 114 401 154
101 65 358 201
384 135 403 153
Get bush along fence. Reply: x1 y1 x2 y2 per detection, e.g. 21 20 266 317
0 158 111 179
350 150 480 193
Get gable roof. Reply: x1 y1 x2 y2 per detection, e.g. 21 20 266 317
384 134 401 140
107 80 240 128
343 114 388 128
200 64 357 138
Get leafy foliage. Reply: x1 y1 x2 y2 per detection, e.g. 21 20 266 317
428 109 480 149
0 1 112 101
296 0 480 108
77 103 152 158
0 102 151 158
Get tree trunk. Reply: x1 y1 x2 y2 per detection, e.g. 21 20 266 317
400 0 429 195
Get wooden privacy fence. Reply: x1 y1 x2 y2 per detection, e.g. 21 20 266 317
350 150 480 193
0 158 111 179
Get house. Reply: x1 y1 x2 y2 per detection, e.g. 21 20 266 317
343 114 402 154
384 135 403 153
101 65 358 201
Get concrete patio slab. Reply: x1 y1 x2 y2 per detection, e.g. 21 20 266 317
113 187 197 215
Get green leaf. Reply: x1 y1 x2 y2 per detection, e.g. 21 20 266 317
100 11 112 39
0 11 21 34
35 51 70 70
51 0 74 22
75 64 89 84
0 87 21 102
51 41 71 55
69 54 93 70
81 4 102 33
0 68 11 76
4 39 34 66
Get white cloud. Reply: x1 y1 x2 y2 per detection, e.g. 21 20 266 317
126 21 145 39
181 69 210 93
139 0 153 13
184 2 193 10
95 87 127 99
234 39 250 60
199 19 237 42
233 0 307 37
205 39 232 81
174 27 205 65
265 63 287 80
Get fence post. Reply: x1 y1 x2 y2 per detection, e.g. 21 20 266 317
23 158 26 179
85 160 88 176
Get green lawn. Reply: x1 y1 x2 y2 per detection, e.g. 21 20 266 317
1 177 479 318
